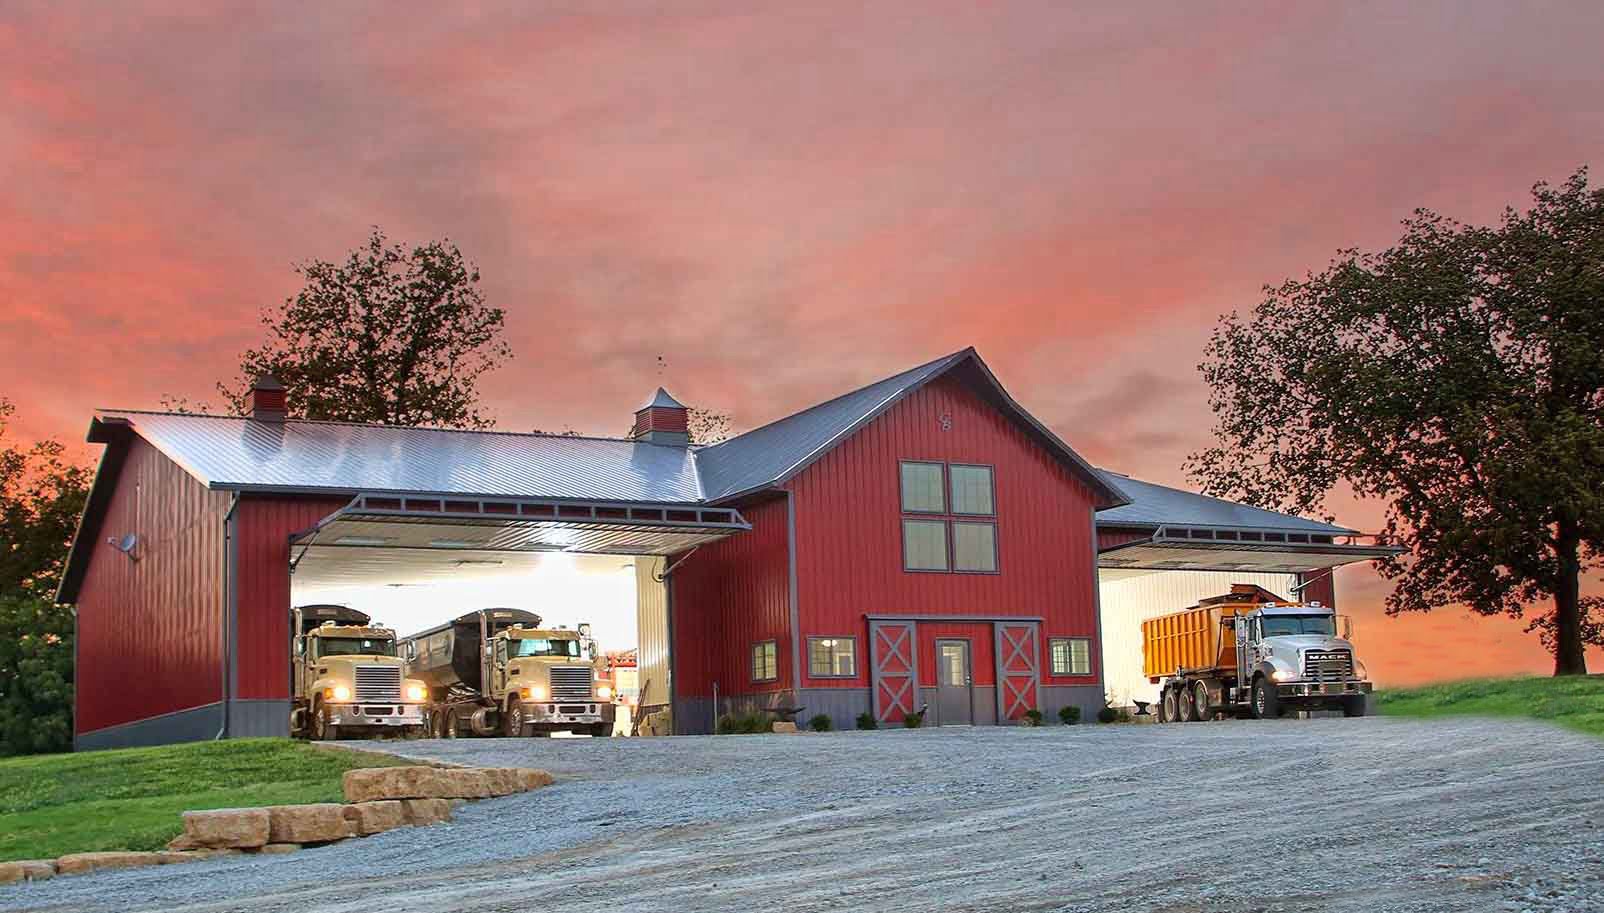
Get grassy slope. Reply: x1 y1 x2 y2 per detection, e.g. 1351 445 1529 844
0 738 410 862
1375 675 1604 738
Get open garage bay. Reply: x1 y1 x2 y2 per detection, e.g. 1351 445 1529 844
6 719 1602 913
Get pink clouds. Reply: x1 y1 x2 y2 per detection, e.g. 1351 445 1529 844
3 0 1602 679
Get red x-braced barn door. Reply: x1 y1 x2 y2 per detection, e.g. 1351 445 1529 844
995 621 1040 722
870 620 919 724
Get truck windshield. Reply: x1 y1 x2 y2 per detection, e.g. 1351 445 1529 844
510 638 581 658
316 637 396 657
1261 615 1336 637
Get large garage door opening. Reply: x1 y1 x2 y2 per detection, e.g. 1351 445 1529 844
287 493 747 738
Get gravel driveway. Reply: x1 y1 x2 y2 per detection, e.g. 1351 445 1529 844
4 717 1602 913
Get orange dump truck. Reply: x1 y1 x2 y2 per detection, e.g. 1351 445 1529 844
1142 584 1372 721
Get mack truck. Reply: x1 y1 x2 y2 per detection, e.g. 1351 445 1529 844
403 608 615 738
290 604 430 740
1144 584 1372 722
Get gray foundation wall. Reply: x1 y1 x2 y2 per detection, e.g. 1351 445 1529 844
76 702 225 751
228 699 291 738
1042 685 1106 724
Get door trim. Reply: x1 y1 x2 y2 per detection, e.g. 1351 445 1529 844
933 637 974 726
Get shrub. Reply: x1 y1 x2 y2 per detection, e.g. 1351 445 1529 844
808 713 833 732
716 710 774 734
1096 706 1119 724
1058 705 1081 725
1116 707 1132 723
855 712 878 731
1022 709 1044 727
903 710 924 729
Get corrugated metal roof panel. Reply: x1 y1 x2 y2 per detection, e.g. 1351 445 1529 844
113 412 705 503
1094 470 1356 535
692 351 969 502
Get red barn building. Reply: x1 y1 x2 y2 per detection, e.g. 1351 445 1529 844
59 348 1386 747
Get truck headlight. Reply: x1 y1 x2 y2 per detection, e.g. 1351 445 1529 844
330 685 352 702
596 685 612 700
525 685 546 701
405 684 426 701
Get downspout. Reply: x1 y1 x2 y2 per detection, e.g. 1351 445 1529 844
216 492 240 740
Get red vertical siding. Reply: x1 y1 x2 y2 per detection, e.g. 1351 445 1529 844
74 437 232 735
789 372 1101 690
916 622 996 687
233 496 350 700
1097 526 1155 551
669 494 792 699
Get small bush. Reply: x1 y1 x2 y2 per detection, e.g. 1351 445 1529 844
1116 707 1132 723
1096 706 1119 724
716 710 774 734
1022 709 1043 727
855 712 878 730
808 713 833 732
903 710 924 729
1058 705 1081 725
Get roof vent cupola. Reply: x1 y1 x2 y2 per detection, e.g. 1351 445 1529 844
632 387 689 446
249 375 287 423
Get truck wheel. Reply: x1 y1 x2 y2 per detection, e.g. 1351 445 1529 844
441 708 460 739
311 700 339 741
1250 676 1280 720
1342 695 1367 718
1190 681 1212 722
501 700 525 737
1157 689 1173 723
1176 685 1196 723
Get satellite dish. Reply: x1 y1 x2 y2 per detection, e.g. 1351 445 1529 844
107 533 140 561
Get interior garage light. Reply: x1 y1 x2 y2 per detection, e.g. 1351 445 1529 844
334 536 392 547
541 528 578 547
428 539 476 548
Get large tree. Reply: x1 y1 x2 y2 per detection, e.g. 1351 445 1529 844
229 228 511 428
1187 168 1604 675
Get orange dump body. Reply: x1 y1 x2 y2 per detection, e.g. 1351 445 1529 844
1141 584 1285 682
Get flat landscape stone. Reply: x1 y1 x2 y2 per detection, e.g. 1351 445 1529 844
54 852 162 875
342 766 441 802
432 767 492 799
513 768 555 791
181 807 270 848
482 768 519 796
342 800 406 836
267 803 352 844
258 843 302 855
0 860 55 883
399 798 453 825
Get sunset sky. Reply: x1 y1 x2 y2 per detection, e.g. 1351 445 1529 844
3 2 1601 683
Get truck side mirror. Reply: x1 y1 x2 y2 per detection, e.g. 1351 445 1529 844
1340 615 1354 640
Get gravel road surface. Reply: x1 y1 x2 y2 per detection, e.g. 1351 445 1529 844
4 717 1602 913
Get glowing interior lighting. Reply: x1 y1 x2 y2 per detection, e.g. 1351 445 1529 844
541 528 578 548
429 539 476 548
334 536 391 547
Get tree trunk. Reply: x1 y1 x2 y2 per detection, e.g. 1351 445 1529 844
1552 529 1588 676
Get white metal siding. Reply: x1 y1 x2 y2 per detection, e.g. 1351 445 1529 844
634 557 671 732
1097 570 1299 706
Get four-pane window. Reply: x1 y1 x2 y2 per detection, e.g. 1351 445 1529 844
807 637 857 677
899 461 997 573
751 640 778 682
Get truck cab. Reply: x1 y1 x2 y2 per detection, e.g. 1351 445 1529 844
291 604 429 740
1234 602 1371 718
491 624 615 736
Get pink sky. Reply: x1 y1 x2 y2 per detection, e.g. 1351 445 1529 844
3 2 1601 683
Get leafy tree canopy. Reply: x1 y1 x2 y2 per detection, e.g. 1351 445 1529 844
1 398 91 597
1187 168 1604 675
227 228 511 428
0 592 73 755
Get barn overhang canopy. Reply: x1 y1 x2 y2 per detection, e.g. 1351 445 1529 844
1097 525 1400 574
289 493 748 589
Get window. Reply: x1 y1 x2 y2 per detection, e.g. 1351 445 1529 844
314 637 396 658
952 521 997 572
510 638 582 658
1050 637 1092 676
898 461 1000 574
903 519 949 571
751 640 778 682
900 461 946 513
807 637 857 677
949 464 994 515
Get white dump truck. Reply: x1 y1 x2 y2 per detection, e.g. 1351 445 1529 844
290 604 430 740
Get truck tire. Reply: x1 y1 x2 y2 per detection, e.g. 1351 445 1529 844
502 700 525 737
1157 689 1173 723
1250 676 1280 720
1190 681 1212 722
311 700 339 741
441 708 460 739
1342 694 1367 718
1177 685 1196 723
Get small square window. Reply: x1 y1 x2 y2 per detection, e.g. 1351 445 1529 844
903 519 949 571
751 640 778 682
950 465 994 515
900 462 946 513
952 521 997 573
1050 637 1091 676
807 637 857 678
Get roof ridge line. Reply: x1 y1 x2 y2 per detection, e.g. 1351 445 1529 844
99 408 680 448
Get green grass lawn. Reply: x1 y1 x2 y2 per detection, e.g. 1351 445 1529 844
1375 675 1604 738
0 738 411 862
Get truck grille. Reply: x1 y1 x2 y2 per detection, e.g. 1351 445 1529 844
1303 650 1354 682
354 665 402 702
549 666 594 702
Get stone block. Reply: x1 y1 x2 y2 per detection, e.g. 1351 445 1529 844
259 843 301 855
512 768 555 792
181 807 271 848
55 852 163 875
771 721 798 734
267 803 352 844
342 766 442 802
0 860 55 883
342 800 406 836
399 798 453 826
433 767 493 799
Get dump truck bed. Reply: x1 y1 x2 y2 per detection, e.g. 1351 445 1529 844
1140 584 1288 681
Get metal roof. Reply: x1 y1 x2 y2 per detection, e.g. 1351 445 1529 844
1094 470 1356 535
104 411 705 503
639 387 686 410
